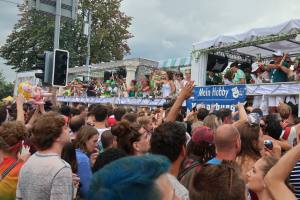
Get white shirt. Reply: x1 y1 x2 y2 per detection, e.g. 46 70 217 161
167 173 190 200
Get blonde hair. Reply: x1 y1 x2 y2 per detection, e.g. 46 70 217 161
137 116 152 127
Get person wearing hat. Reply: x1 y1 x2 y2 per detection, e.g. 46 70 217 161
230 62 246 84
179 126 215 185
250 62 270 84
263 51 291 83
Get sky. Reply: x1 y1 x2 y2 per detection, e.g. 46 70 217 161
1 0 300 82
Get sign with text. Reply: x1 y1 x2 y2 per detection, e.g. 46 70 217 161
186 85 247 112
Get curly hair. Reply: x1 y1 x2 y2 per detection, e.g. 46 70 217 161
0 121 27 147
111 121 142 155
30 112 65 151
150 122 186 162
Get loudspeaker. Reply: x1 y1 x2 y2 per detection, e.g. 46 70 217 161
104 71 112 82
207 54 228 73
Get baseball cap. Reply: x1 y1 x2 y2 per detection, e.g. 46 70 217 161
192 126 214 144
251 62 259 72
107 115 116 127
272 50 283 57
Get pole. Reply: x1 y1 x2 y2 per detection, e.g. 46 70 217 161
54 0 61 50
86 10 92 81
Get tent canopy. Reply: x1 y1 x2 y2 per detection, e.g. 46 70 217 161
192 19 300 59
158 57 191 68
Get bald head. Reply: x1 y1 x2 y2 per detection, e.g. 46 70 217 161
69 115 85 133
214 124 240 152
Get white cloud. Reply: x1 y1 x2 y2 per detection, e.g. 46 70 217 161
162 39 175 49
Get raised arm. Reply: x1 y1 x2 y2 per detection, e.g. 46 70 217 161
165 81 194 122
233 103 248 127
264 143 300 200
16 94 25 123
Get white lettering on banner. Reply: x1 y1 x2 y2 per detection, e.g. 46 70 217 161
211 87 229 98
193 103 237 112
198 87 230 98
191 103 197 109
198 88 211 97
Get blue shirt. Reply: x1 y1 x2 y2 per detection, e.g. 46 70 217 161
76 149 92 199
207 157 222 165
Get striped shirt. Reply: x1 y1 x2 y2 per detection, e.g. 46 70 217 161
290 160 300 199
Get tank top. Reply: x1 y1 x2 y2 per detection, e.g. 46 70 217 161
162 83 171 98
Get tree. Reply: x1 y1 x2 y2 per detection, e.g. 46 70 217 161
0 71 14 99
0 0 132 72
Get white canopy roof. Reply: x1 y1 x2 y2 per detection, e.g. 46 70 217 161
193 19 300 58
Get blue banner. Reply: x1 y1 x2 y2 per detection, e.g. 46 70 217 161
186 85 247 112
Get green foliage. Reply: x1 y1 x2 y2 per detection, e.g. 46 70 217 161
0 72 14 99
0 0 132 72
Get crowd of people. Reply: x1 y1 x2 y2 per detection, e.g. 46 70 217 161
208 51 300 85
64 68 192 99
1 81 300 200
64 51 300 99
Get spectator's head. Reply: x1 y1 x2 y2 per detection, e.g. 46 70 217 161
176 72 184 80
277 102 291 120
203 114 221 131
113 107 127 122
31 112 68 151
0 121 27 156
92 148 127 172
75 125 99 154
137 116 154 134
286 102 298 119
88 155 171 200
70 108 80 117
69 116 85 134
224 69 234 81
265 114 282 140
92 104 108 123
246 156 278 194
189 161 245 200
112 121 151 155
151 122 186 163
187 126 215 163
61 142 77 173
235 121 263 160
214 124 241 158
185 69 191 81
160 71 168 81
59 105 71 118
122 113 137 123
251 108 263 118
101 130 115 150
197 108 209 121
219 108 233 124
166 71 174 81
272 51 284 63
230 62 239 73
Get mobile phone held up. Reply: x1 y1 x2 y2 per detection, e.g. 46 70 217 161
264 140 273 150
